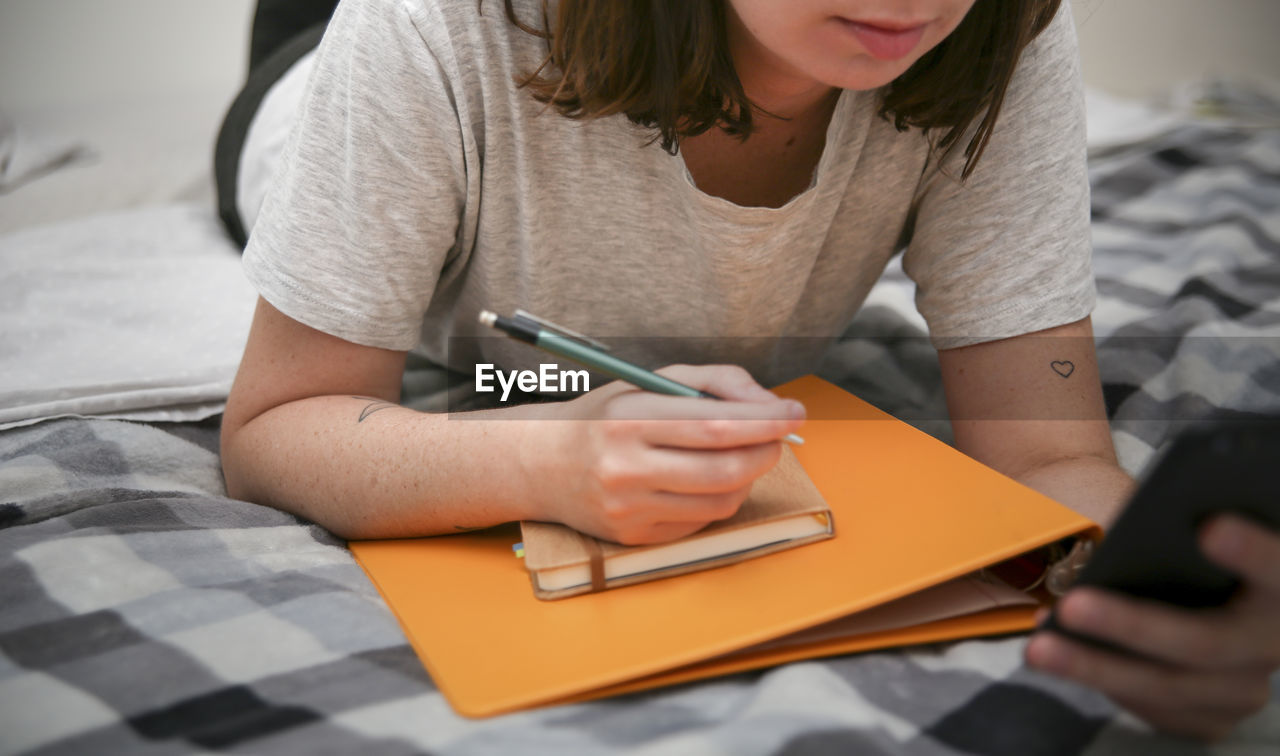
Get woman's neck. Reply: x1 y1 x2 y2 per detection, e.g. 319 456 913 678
673 4 843 208
724 3 838 123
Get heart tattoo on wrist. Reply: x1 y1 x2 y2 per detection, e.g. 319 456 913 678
1050 360 1075 378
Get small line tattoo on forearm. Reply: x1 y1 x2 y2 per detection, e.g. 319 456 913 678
1050 360 1075 378
352 396 397 422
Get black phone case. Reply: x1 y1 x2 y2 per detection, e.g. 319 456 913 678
1043 419 1280 655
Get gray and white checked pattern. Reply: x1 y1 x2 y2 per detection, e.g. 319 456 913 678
2 122 1279 754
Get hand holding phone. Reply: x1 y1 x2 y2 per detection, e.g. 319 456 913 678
1045 420 1279 644
1029 419 1280 740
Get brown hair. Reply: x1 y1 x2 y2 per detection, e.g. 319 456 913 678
502 0 1063 179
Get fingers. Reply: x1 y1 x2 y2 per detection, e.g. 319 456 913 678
1026 631 1272 740
618 399 805 449
606 389 802 423
655 364 780 403
612 520 715 546
583 365 805 448
1201 514 1280 596
590 487 755 544
597 378 803 449
591 444 775 521
628 444 782 497
1052 589 1251 670
1032 577 1280 741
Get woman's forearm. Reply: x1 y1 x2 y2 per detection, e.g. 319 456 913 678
1013 454 1136 529
221 395 558 539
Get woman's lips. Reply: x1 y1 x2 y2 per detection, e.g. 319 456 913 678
838 19 927 60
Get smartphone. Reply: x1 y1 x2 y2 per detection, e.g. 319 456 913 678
1043 418 1280 653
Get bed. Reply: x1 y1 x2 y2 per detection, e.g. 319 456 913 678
2 84 1278 754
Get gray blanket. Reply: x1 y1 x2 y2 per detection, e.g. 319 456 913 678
2 123 1278 754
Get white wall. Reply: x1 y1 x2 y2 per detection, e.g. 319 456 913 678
0 0 256 112
0 0 257 234
1072 0 1280 97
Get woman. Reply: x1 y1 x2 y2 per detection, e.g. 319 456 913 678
217 0 1279 739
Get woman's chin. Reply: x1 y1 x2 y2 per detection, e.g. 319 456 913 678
811 58 918 92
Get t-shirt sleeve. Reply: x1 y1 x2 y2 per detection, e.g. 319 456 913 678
242 0 467 350
901 6 1095 350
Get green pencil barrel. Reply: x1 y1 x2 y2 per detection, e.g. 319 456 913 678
536 332 702 398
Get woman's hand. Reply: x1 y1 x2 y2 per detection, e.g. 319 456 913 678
1026 514 1280 740
529 364 806 545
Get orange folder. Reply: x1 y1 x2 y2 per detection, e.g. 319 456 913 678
350 376 1101 718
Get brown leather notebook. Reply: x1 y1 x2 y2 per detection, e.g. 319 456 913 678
520 446 834 599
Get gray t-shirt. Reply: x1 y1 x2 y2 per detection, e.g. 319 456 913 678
243 0 1094 389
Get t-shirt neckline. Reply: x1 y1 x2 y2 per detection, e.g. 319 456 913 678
670 88 853 221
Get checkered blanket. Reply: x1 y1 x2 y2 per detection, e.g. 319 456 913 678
2 123 1278 754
